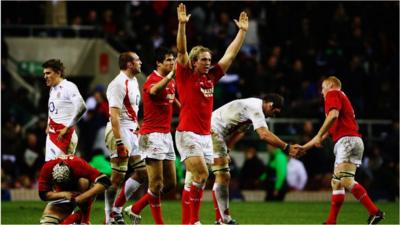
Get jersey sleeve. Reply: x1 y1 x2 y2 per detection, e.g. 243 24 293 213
247 105 268 130
66 82 84 103
107 82 125 109
211 64 225 83
325 91 342 113
38 162 54 192
143 75 157 94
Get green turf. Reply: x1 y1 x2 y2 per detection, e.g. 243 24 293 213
1 200 398 224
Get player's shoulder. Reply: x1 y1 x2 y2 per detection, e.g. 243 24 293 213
238 98 262 108
61 79 79 90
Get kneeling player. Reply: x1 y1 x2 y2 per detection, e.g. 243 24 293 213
38 155 110 225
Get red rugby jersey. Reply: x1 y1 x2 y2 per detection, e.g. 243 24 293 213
140 71 176 134
38 155 101 192
324 90 361 142
175 62 224 135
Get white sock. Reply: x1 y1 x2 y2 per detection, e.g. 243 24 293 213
105 186 117 223
214 183 232 222
112 177 141 213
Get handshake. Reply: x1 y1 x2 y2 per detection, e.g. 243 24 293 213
286 135 323 158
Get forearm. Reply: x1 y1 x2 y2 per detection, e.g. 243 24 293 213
227 131 245 149
177 22 187 54
317 112 337 138
44 191 70 201
110 112 122 139
224 29 246 60
75 183 106 203
174 98 181 110
149 71 174 95
66 99 87 127
257 128 287 149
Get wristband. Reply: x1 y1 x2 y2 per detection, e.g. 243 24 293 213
115 138 124 146
284 144 290 152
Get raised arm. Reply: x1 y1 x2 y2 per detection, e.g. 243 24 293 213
176 3 190 66
149 69 175 96
218 11 248 73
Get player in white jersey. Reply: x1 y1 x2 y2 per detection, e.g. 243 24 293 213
104 52 147 224
43 59 87 161
185 94 301 224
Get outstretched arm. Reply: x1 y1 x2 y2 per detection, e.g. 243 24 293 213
256 127 287 150
218 11 248 73
302 109 338 152
176 3 190 66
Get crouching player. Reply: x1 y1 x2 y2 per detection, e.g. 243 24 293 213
38 155 111 225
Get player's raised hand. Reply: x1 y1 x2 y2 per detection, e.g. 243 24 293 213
177 3 191 24
234 11 249 31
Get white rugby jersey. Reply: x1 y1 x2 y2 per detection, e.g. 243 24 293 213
106 71 140 130
211 98 268 138
48 79 85 126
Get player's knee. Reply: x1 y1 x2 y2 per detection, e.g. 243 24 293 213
331 173 343 190
341 177 355 190
40 214 61 225
150 179 164 194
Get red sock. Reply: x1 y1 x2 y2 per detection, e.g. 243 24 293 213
114 183 127 207
351 183 379 215
325 191 345 224
60 211 82 224
80 197 93 224
132 192 151 215
181 189 191 224
189 184 204 224
212 190 222 222
149 193 164 224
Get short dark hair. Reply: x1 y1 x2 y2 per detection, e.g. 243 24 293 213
119 52 135 70
42 59 65 78
154 47 174 65
263 93 284 109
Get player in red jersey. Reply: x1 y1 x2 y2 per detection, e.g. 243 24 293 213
175 3 248 224
298 76 385 224
38 155 110 225
123 47 180 224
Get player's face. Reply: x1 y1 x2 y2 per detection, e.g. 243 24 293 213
194 52 211 75
264 102 281 117
43 68 61 87
130 53 142 74
160 54 175 74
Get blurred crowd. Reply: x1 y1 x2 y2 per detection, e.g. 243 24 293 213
2 1 398 201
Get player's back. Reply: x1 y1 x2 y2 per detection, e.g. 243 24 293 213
212 98 264 137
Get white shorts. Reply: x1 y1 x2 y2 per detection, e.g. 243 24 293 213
211 131 228 159
139 132 176 161
334 136 364 167
105 124 140 159
45 131 78 161
175 131 213 164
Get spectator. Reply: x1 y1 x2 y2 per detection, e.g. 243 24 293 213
265 144 288 201
240 146 265 190
286 158 308 191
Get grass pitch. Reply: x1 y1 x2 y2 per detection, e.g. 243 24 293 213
1 200 398 224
